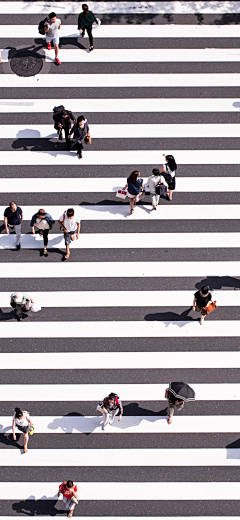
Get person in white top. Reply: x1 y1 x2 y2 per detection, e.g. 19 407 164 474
58 208 81 260
159 154 177 201
12 407 34 453
147 168 168 211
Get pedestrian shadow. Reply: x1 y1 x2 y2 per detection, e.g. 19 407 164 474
226 438 240 461
0 308 16 321
12 498 62 516
47 412 99 436
80 201 151 218
195 276 240 291
123 402 167 417
0 432 22 448
0 224 5 234
144 307 195 325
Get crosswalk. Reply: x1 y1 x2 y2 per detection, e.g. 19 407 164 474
0 0 240 518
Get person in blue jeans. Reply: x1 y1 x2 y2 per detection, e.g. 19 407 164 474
123 170 145 215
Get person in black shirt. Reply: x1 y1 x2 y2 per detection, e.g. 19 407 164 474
69 115 90 158
165 386 184 425
53 109 76 150
193 285 212 325
4 201 23 250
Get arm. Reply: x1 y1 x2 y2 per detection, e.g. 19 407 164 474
4 217 9 234
21 212 23 221
118 399 123 420
76 222 81 239
44 24 50 33
123 183 128 190
71 487 78 499
58 24 61 30
12 419 16 440
193 297 196 311
58 484 63 497
165 388 170 401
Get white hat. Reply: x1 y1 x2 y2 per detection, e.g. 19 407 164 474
14 293 23 304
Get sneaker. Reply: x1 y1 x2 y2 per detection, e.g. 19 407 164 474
17 317 22 322
55 58 61 65
47 42 51 50
109 418 114 425
16 244 21 251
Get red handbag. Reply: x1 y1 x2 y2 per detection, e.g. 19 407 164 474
203 301 218 315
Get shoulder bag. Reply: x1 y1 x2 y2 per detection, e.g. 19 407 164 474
203 301 218 315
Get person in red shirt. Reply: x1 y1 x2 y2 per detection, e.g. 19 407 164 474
58 480 78 518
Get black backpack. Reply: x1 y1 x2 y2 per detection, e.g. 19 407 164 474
162 164 173 186
52 105 65 122
38 17 49 35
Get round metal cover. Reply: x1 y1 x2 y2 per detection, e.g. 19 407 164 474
10 52 43 77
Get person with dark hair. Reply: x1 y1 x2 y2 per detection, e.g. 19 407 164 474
147 168 167 211
30 209 55 257
159 153 177 201
69 115 90 158
78 3 98 51
44 11 61 65
100 392 123 430
165 386 184 425
123 170 145 215
12 408 34 453
53 108 76 149
58 480 79 518
10 292 34 321
193 285 212 325
4 201 23 251
58 208 81 260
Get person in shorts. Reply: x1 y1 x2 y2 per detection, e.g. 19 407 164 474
4 201 23 251
44 11 61 65
12 407 34 453
58 480 79 518
58 208 81 260
193 285 212 325
165 386 184 425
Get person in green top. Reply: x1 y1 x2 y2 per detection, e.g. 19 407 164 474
78 3 98 51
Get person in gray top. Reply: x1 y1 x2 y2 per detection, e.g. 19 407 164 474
44 12 61 65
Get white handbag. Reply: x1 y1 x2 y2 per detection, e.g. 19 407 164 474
71 496 79 505
116 190 128 200
94 17 101 25
31 302 41 313
96 403 103 413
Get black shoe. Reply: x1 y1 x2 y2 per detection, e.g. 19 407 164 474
17 317 22 321
16 244 21 251
89 46 94 52
78 151 82 159
59 133 63 141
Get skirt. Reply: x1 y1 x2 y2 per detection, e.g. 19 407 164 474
168 176 176 191
16 423 31 434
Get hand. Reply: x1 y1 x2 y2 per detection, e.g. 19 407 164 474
57 492 61 497
163 153 166 156
193 306 195 311
76 234 79 240
118 416 122 422
58 123 63 128
5 228 9 234
79 29 83 33
32 229 35 234
13 434 16 441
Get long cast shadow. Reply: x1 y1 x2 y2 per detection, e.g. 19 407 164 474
145 307 194 323
195 276 240 290
12 498 63 516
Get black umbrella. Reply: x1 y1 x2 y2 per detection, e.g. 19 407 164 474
169 382 195 402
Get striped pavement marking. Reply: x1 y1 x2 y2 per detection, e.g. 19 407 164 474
0 481 239 501
5 123 240 139
1 205 239 221
0 2 239 14
2 74 240 88
1 150 240 165
0 382 238 399
0 98 239 113
0 321 240 338
0 261 239 278
0 290 236 308
1 415 239 434
4 518 233 520
1 232 240 250
1 352 240 370
1 177 238 193
44 48 240 63
1 448 240 467
5 24 240 38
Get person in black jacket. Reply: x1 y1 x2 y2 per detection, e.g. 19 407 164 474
69 115 90 158
53 108 76 149
193 285 212 325
78 3 98 51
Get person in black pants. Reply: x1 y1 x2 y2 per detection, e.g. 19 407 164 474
78 3 98 51
53 108 76 149
30 209 55 257
69 115 90 158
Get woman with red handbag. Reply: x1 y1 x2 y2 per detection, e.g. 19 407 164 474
193 285 216 325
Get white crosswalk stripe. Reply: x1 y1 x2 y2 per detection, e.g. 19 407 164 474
1 1 240 517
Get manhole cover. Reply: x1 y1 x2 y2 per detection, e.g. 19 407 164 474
10 52 43 77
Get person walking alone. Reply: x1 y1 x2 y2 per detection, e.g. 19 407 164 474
44 11 61 65
58 208 81 260
12 407 34 453
165 386 184 425
160 154 177 201
10 292 34 321
30 209 55 257
69 116 90 158
78 3 98 51
4 201 23 251
147 168 167 211
123 170 145 215
58 480 79 518
193 285 212 325
100 392 123 430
